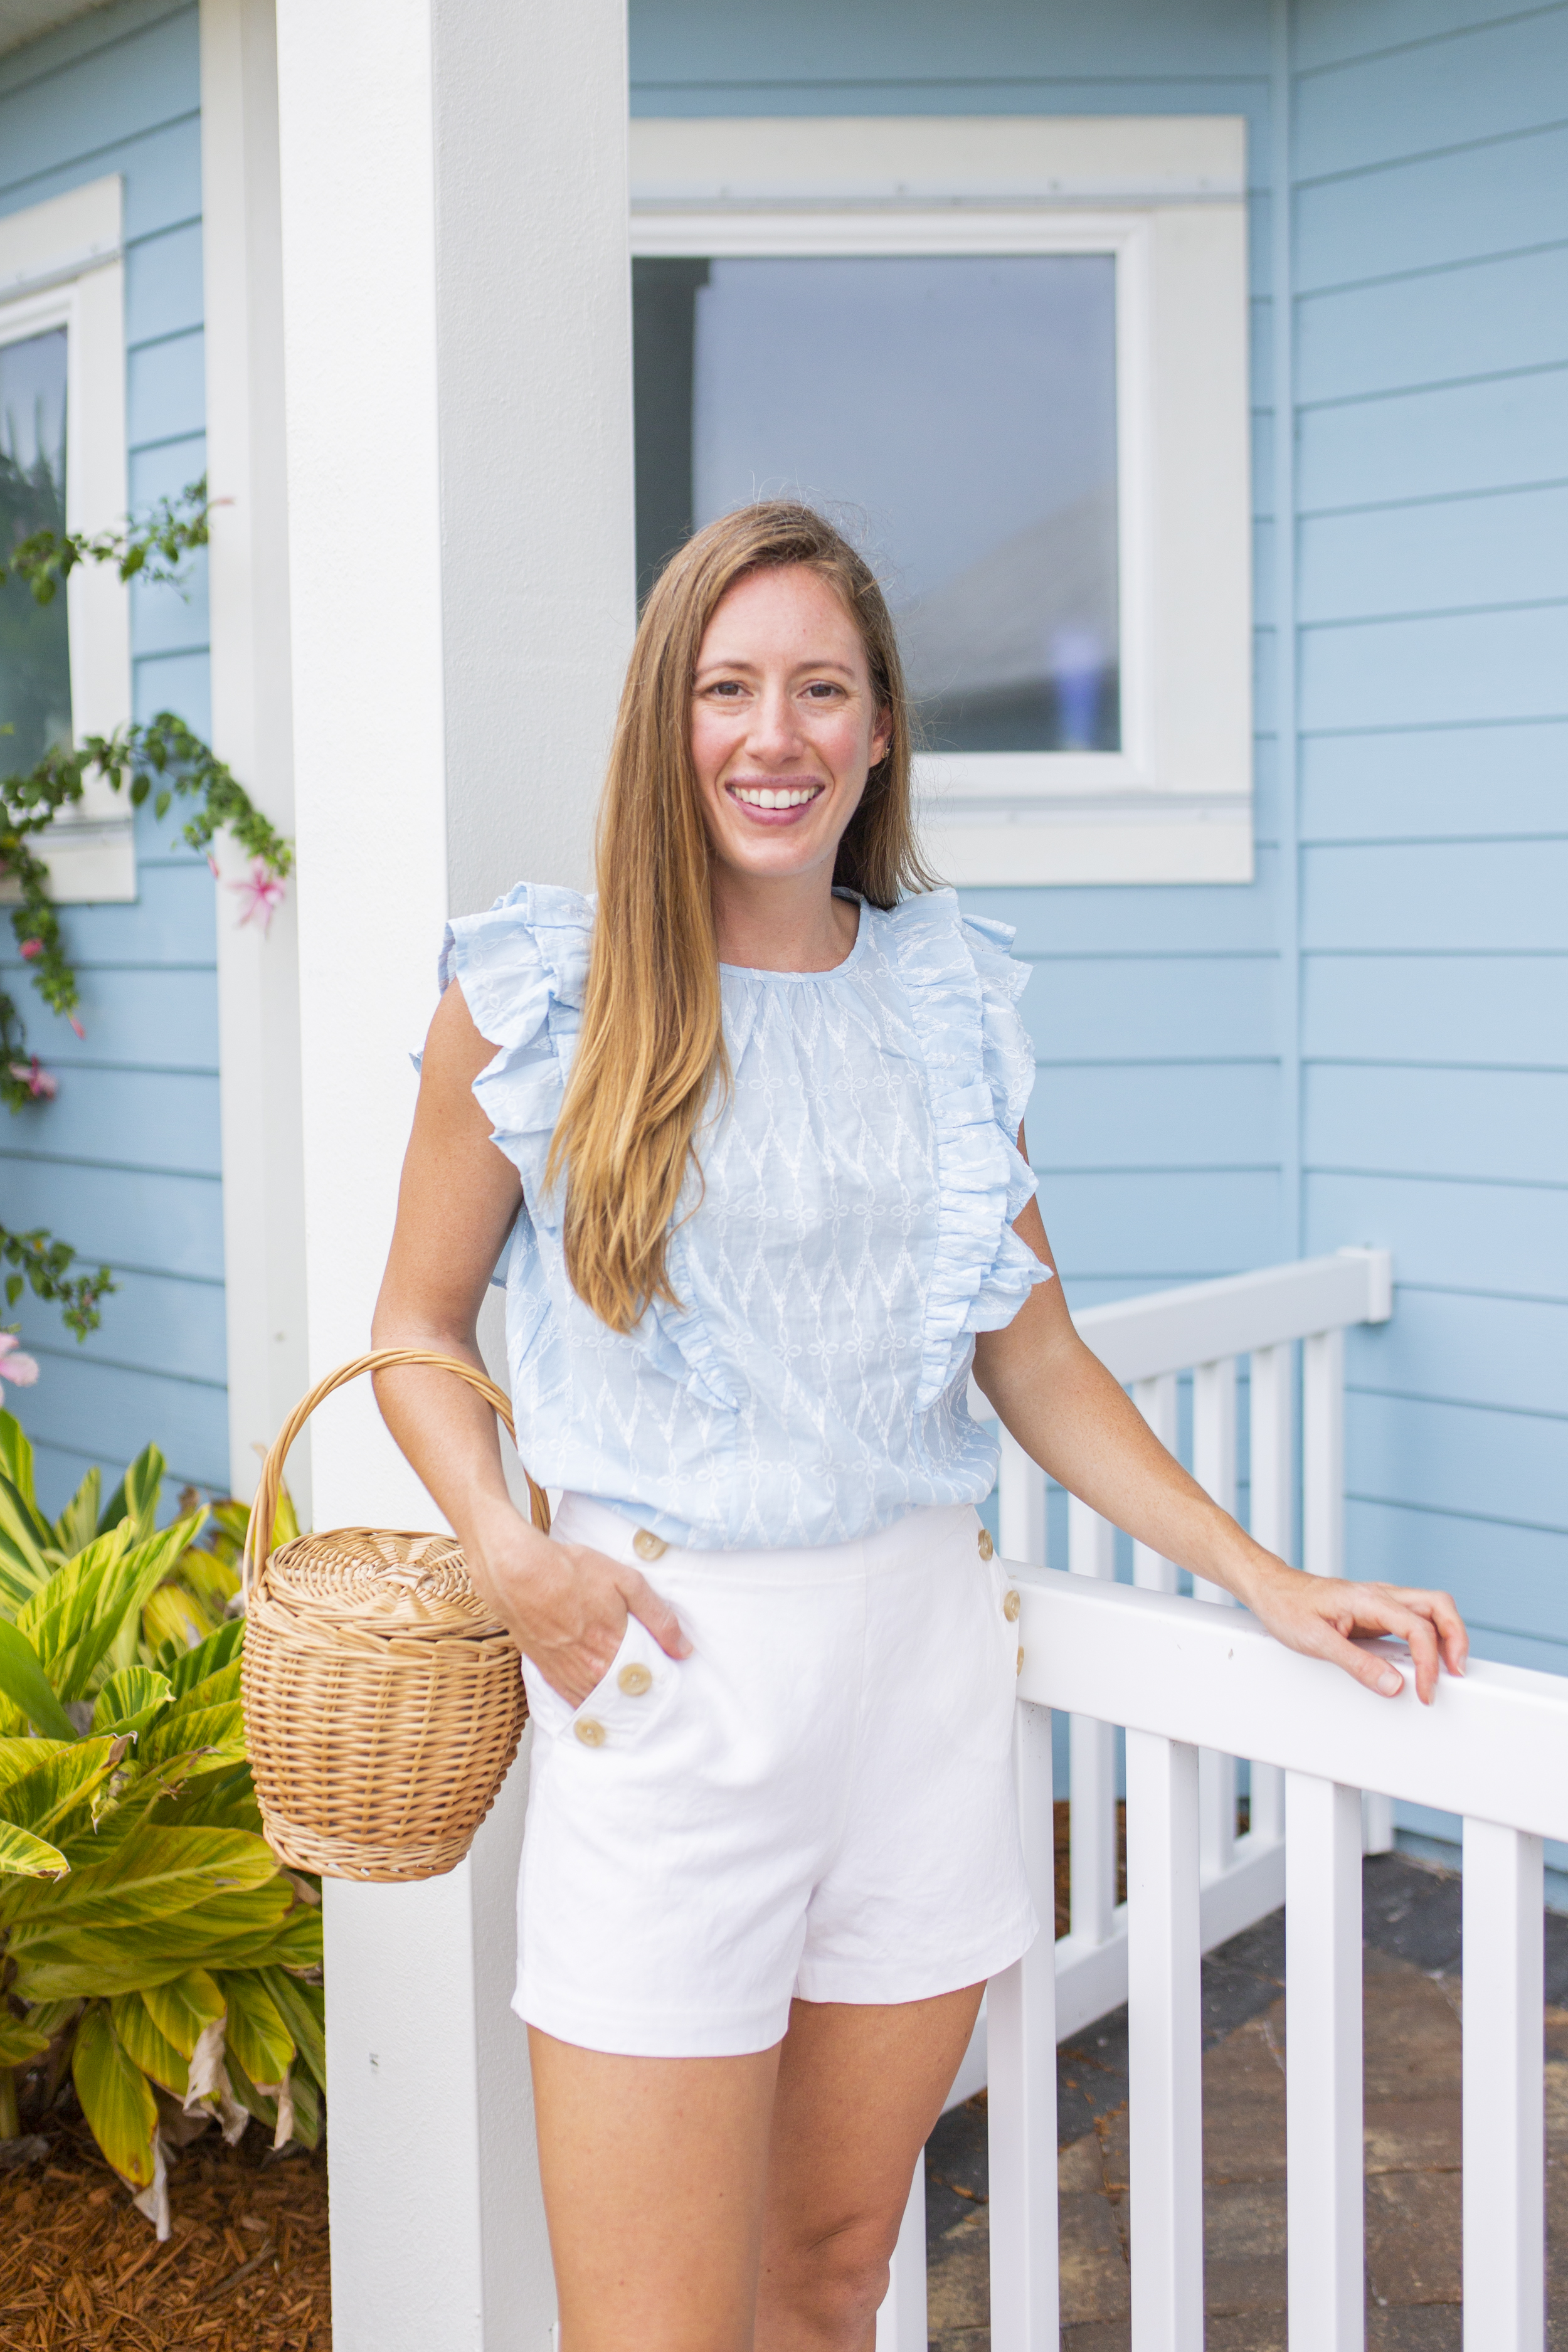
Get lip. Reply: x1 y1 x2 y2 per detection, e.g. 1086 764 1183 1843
723 780 827 828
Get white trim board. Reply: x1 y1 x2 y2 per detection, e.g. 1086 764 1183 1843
630 119 1254 889
0 177 135 903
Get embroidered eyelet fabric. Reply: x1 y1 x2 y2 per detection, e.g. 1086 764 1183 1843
437 882 1051 1550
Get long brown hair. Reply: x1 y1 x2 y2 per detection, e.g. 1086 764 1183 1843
546 500 935 1332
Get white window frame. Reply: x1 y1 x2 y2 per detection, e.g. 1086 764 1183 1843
0 176 135 902
630 117 1254 886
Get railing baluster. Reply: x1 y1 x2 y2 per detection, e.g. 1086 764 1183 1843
1462 1818 1545 2351
1246 1340 1293 1847
988 1698 1060 2352
1131 1373 1179 1592
1068 1498 1118 1945
998 1422 1046 1565
874 2152 926 2352
1126 1730 1204 2351
1285 1772 1364 2349
1192 1359 1238 1880
1303 1325 1345 1582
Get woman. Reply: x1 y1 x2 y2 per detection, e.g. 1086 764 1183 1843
372 502 1466 2352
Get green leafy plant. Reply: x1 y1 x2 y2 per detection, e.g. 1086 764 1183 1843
0 1225 115 1341
0 1411 320 2234
1 476 293 1323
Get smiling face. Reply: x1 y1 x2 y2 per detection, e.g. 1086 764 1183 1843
689 564 892 894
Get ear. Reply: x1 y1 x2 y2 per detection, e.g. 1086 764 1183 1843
869 708 893 768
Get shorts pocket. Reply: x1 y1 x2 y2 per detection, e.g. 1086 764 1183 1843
931 1544 1020 1764
522 1614 681 1754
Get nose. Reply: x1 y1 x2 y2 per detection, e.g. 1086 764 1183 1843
744 680 805 764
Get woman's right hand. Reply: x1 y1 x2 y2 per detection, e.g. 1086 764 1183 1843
464 1502 692 1707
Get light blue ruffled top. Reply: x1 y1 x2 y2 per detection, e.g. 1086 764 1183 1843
439 883 1050 1550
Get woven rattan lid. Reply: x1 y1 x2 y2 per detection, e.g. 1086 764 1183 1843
259 1529 508 1640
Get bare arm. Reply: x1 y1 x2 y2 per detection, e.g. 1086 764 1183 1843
971 1130 1468 1705
370 979 689 1703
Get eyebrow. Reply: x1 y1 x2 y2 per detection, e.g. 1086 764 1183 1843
693 654 860 681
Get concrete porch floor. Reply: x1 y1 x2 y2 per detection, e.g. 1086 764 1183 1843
923 1853 1568 2349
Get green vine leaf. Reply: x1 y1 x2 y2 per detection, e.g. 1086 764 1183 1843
0 476 277 1337
0 1229 115 1341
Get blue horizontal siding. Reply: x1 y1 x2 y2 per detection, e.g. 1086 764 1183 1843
1306 1172 1568 1300
1302 953 1568 1067
1302 840 1568 951
1299 719 1567 839
1293 7 1568 178
1022 955 1278 1064
1348 1387 1566 1534
1033 1062 1278 1172
1347 1288 1568 1419
1298 369 1568 513
1034 1170 1283 1285
1305 1064 1567 1186
1293 0 1548 73
124 215 204 343
1296 119 1568 290
1298 484 1568 622
1298 246 1568 406
0 1158 223 1283
0 0 224 1518
0 961 218 1070
1300 603 1568 732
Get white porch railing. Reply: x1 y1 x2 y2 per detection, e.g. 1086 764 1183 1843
877 1249 1568 2348
1010 1244 1395 2042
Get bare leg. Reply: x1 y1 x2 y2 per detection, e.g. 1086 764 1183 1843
757 1985 985 2352
529 2027 781 2352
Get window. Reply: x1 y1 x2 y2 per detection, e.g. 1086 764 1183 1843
630 119 1253 886
0 177 133 902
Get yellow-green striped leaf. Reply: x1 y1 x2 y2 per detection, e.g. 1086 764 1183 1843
71 2003 159 2189
0 1619 76 1742
0 1818 68 1877
51 1467 102 1559
0 1738 123 1851
3 1825 278 1929
108 1993 189 2097
91 1666 173 1739
258 1966 326 2092
141 1968 225 2060
220 1971 294 2087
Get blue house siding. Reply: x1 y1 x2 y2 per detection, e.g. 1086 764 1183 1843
0 0 226 1514
1290 0 1568 1682
632 0 1568 1697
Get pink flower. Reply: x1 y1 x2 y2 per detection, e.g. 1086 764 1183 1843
68 1017 85 1040
0 1333 40 1405
207 854 220 879
230 861 287 936
18 939 41 960
9 1059 57 1099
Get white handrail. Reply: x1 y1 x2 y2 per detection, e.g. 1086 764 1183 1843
1015 1572 1568 1838
1071 1245 1391 1380
977 1574 1567 2347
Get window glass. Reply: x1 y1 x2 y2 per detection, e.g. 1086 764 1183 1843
633 255 1120 753
0 327 71 773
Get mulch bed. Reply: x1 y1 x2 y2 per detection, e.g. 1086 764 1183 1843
0 2105 331 2349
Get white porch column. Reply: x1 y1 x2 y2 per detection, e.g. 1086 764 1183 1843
273 0 636 2343
200 0 311 1510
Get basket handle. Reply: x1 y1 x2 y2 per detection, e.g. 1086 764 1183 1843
241 1348 551 1602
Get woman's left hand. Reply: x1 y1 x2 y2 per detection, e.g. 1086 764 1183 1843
1238 1560 1469 1704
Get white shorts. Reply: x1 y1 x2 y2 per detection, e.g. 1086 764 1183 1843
514 1495 1039 2058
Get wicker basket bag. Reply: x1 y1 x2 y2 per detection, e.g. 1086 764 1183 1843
240 1349 551 1883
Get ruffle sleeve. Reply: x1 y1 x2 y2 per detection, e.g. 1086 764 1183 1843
437 882 594 1204
886 890 1052 1409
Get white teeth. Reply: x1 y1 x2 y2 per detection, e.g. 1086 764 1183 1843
732 784 819 809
